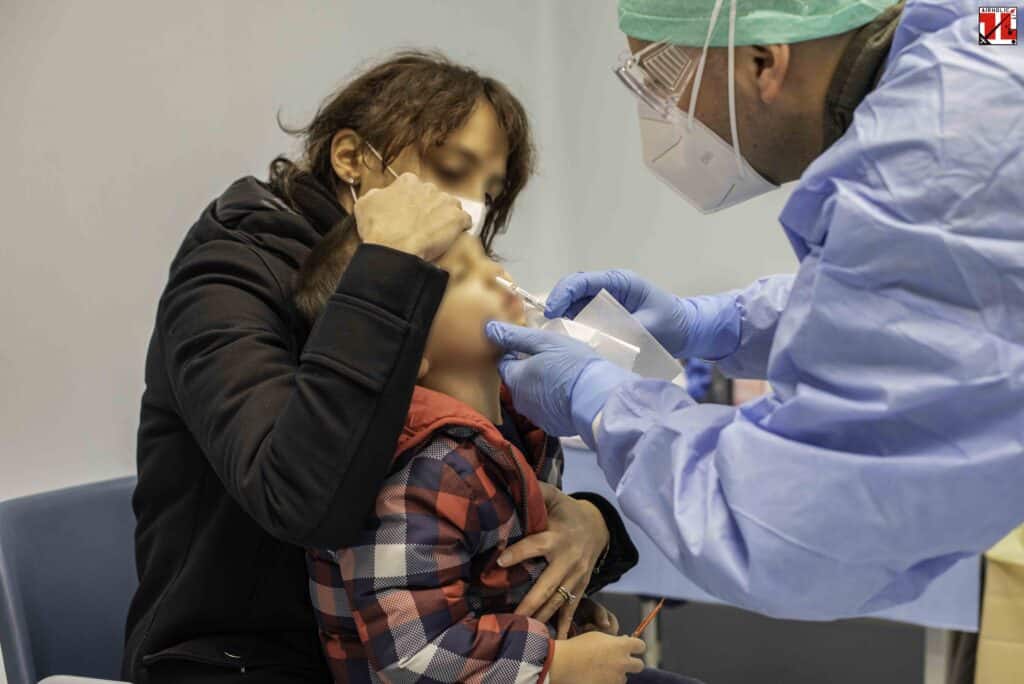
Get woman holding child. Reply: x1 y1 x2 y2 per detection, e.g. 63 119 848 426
126 51 695 684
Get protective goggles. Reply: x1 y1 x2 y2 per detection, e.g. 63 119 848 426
614 41 698 121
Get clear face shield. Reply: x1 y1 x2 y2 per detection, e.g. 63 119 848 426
613 0 778 214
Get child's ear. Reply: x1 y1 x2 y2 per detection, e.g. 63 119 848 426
417 357 431 380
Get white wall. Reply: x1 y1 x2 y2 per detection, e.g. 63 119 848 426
0 1 795 679
0 0 560 500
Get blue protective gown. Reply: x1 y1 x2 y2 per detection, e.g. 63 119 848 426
595 0 1024 619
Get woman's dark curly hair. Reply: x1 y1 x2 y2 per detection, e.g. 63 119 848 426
269 49 535 252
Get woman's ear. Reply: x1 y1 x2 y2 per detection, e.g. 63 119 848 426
751 44 790 105
330 129 364 186
417 357 431 381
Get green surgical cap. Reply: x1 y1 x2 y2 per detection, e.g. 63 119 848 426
618 0 897 47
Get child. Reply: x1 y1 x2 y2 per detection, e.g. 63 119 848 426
295 219 653 684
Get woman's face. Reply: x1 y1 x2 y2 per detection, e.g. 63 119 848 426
353 97 510 207
424 233 525 372
331 95 523 372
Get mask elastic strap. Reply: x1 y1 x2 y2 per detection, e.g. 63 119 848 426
365 141 400 180
688 0 726 131
726 0 745 178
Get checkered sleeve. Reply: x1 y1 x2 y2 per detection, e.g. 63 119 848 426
338 438 554 683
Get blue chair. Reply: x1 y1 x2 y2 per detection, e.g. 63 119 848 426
0 478 137 684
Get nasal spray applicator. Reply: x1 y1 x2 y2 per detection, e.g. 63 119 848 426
494 276 546 312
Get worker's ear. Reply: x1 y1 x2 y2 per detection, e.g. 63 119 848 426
417 357 430 380
750 44 790 105
330 129 365 186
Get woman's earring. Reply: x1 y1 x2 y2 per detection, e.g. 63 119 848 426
347 179 358 204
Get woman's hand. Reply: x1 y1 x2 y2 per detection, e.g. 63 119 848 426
354 173 470 262
575 598 620 635
500 482 610 638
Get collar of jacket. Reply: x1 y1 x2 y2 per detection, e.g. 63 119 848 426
398 385 549 468
288 172 348 236
822 1 905 150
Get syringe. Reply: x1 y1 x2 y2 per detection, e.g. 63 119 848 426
495 276 547 312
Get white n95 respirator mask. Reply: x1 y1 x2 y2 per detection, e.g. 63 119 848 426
614 0 778 214
457 196 487 237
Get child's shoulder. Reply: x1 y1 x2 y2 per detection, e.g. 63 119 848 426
391 425 493 494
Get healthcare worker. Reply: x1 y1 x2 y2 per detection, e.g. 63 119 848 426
487 0 1024 620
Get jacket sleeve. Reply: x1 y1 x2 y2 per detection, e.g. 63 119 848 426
326 443 554 683
160 240 447 547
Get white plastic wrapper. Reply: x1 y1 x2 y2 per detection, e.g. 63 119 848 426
568 289 687 387
541 317 641 371
537 288 687 387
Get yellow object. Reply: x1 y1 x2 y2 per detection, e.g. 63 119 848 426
975 525 1024 683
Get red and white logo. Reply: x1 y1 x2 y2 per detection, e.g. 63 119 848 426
979 7 1018 45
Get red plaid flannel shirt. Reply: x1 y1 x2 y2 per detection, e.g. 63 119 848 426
308 386 564 683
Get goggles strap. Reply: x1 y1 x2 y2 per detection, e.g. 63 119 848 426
688 0 726 130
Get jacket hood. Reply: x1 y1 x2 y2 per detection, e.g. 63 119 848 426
172 174 345 270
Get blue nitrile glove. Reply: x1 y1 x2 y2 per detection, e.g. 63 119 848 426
685 357 714 401
485 321 635 447
544 269 742 361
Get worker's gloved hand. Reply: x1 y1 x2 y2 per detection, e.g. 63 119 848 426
485 322 635 446
544 269 741 360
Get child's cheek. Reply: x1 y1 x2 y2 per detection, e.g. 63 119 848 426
444 286 502 354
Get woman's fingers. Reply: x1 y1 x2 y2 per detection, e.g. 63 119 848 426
352 172 469 261
498 531 554 569
535 589 566 624
507 485 612 626
514 554 569 618
554 576 589 638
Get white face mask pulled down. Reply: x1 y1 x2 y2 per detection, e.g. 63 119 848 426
351 142 488 236
615 0 778 213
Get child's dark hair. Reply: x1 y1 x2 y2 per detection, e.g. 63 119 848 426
270 49 535 253
293 216 359 327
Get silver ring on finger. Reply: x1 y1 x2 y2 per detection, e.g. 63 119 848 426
556 585 577 603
